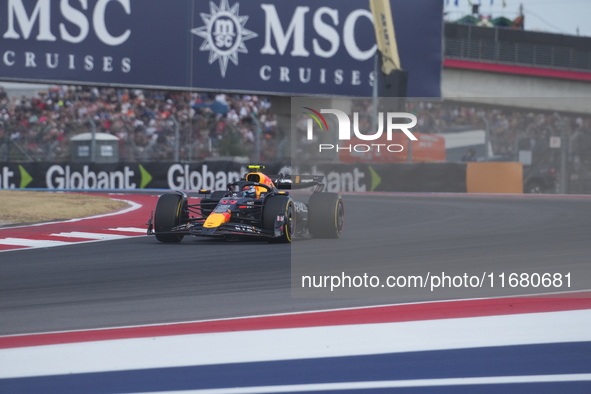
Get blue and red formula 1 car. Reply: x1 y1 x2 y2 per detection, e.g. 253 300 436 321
147 166 344 243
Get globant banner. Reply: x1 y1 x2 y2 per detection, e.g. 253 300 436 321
0 162 248 190
0 162 466 192
0 0 442 97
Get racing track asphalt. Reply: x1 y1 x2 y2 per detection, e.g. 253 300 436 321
1 193 591 335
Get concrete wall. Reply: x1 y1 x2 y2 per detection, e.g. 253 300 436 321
442 68 591 114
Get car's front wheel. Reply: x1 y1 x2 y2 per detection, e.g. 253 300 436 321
154 193 186 243
263 195 294 243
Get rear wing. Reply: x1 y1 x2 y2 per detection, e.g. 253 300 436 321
273 174 325 191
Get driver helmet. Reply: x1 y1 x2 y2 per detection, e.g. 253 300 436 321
243 185 257 197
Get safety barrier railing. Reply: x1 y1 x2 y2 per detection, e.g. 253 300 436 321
445 37 591 71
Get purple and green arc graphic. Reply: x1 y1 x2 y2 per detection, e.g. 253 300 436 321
302 107 329 131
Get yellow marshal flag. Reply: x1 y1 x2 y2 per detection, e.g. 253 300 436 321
369 0 401 74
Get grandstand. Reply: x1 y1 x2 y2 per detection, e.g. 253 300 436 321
0 2 589 193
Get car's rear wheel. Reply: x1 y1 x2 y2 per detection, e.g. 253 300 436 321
154 193 186 243
263 195 294 243
308 193 344 239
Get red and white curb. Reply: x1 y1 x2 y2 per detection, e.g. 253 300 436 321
0 194 159 252
0 295 590 381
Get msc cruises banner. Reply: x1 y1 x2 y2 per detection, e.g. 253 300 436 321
0 0 442 97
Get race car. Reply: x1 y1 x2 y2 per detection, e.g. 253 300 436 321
147 166 344 243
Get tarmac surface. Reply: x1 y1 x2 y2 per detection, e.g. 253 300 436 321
1 193 590 335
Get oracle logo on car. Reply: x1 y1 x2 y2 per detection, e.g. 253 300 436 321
303 108 417 153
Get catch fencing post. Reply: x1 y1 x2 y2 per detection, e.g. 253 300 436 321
480 114 490 161
171 116 180 162
555 113 568 194
88 116 97 163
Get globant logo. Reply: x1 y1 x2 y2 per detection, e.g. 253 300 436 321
303 108 417 153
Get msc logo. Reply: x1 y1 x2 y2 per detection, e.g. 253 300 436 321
303 108 418 153
191 0 257 77
213 19 236 49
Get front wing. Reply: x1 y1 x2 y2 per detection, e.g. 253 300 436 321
148 219 286 239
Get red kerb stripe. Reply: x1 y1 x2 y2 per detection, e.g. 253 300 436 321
1 295 590 349
444 58 591 82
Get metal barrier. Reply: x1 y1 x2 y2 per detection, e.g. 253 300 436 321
445 37 591 71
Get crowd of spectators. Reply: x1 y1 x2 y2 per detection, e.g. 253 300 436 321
410 101 591 192
0 85 281 162
2 85 591 176
293 98 591 167
408 101 591 165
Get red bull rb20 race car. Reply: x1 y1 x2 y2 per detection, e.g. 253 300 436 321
147 166 344 243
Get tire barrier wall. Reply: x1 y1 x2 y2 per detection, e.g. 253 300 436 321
0 162 469 193
466 162 523 194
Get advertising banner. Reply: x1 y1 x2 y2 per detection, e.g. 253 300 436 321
0 0 442 97
0 161 466 192
0 162 247 190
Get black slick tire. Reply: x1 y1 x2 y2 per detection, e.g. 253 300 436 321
308 193 344 239
154 193 185 243
263 195 294 243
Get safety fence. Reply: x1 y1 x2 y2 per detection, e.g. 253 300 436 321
0 116 283 164
445 37 591 72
